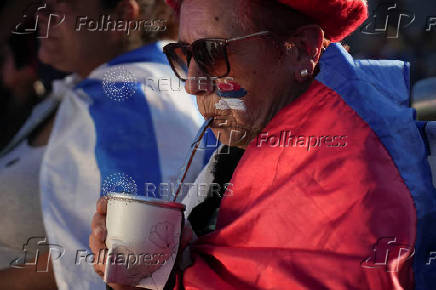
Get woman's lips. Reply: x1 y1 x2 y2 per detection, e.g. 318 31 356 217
217 81 241 91
216 81 247 98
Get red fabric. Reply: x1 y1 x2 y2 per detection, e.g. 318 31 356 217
166 0 179 10
178 81 416 289
276 0 368 42
165 0 368 42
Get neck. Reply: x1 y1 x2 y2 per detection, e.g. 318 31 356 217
239 79 315 150
288 79 314 106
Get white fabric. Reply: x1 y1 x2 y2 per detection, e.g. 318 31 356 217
40 81 103 289
181 146 220 218
88 62 204 186
40 43 204 290
0 140 46 269
176 146 221 272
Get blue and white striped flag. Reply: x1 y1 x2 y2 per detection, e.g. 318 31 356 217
40 42 213 290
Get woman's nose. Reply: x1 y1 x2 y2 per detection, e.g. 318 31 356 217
185 61 215 95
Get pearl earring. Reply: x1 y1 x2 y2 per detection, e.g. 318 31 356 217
300 69 309 78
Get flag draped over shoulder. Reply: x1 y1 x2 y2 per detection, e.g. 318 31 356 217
39 42 206 290
179 44 436 289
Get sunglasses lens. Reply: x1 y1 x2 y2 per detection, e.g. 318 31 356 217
166 45 189 80
193 40 228 78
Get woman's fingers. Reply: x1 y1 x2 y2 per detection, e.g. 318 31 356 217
89 232 106 257
90 212 107 275
96 196 108 215
89 233 107 276
90 198 109 278
91 211 107 241
93 263 104 279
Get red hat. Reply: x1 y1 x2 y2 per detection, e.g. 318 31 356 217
165 0 368 42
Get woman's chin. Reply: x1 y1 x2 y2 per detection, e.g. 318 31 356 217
212 127 254 148
38 45 66 70
38 47 56 67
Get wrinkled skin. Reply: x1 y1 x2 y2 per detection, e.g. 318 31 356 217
180 0 323 148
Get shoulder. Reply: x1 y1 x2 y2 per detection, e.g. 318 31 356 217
226 79 415 225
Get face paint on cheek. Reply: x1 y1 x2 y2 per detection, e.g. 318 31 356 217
215 99 246 111
216 81 247 98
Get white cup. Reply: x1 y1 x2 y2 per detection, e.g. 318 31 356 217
104 193 185 289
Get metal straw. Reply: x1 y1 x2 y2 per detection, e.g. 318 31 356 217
173 118 213 202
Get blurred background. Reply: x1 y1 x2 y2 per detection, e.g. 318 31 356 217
0 0 435 152
345 0 436 120
0 0 67 151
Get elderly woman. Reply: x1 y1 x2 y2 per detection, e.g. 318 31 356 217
90 0 436 289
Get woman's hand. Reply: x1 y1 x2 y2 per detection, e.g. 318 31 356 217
89 198 136 290
89 197 108 279
89 197 194 290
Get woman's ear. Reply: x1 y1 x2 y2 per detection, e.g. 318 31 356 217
107 0 140 45
295 25 324 61
114 0 140 21
285 25 324 82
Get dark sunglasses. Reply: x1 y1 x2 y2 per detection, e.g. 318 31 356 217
163 31 271 81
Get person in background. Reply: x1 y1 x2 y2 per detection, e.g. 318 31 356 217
0 29 67 150
91 0 436 289
0 26 65 290
413 78 436 202
2 0 207 289
0 30 43 150
413 77 436 121
0 0 38 45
